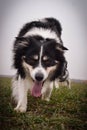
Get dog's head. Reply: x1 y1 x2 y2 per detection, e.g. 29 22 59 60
14 36 68 81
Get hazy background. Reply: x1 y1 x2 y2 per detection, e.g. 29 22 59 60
0 0 87 80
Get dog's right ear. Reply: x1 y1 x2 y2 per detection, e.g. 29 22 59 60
15 37 29 47
15 36 37 44
15 37 28 42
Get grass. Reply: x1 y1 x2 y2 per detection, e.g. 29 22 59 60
0 77 87 130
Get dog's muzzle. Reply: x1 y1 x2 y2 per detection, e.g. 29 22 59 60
30 68 48 97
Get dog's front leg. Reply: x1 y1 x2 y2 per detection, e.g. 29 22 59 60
12 75 28 112
41 81 54 101
54 79 59 89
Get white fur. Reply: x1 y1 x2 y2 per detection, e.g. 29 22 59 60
12 75 33 112
39 46 43 66
24 27 60 43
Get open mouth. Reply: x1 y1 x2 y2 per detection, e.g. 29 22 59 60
31 81 44 97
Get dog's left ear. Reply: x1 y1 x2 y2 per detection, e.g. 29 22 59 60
61 45 68 51
56 44 68 52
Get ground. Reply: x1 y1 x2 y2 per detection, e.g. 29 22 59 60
0 77 87 130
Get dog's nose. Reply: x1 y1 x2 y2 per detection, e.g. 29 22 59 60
35 73 44 81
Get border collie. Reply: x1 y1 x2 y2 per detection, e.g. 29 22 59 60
12 17 69 112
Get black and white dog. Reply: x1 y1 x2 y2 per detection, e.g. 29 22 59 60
12 18 70 112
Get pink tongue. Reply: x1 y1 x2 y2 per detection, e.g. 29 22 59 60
31 82 42 97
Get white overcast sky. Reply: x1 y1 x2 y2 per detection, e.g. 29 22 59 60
0 0 87 80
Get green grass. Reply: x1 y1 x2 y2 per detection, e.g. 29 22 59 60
0 77 87 130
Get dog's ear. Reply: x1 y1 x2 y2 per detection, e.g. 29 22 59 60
56 44 68 52
15 37 29 42
61 45 68 50
15 37 29 47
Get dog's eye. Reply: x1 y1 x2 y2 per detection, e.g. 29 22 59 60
32 55 38 60
43 56 49 61
43 59 55 67
29 55 38 61
25 55 38 66
43 57 58 67
29 56 38 62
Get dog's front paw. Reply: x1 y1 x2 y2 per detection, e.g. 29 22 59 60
14 106 27 113
42 95 50 102
44 98 50 102
54 80 59 89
